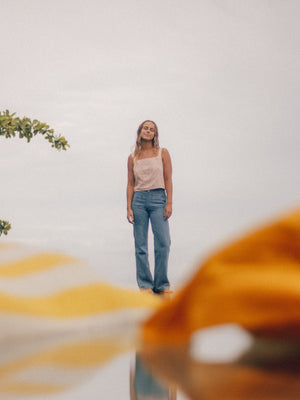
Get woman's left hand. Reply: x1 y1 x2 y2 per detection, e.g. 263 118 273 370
164 203 172 220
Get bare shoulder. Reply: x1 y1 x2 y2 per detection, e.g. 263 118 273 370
128 154 134 166
161 148 171 160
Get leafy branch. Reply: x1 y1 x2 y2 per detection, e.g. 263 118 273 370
0 220 11 236
1 110 70 235
0 110 70 150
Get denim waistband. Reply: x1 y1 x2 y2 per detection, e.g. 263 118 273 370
135 188 165 193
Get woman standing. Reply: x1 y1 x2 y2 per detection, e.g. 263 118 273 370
127 120 172 295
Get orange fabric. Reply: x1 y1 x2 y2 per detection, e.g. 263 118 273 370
143 208 300 343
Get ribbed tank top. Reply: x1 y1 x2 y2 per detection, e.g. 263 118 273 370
133 148 165 192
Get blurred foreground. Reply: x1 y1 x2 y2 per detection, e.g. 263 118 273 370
1 207 300 399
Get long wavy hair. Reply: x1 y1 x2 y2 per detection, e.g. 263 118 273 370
134 120 159 157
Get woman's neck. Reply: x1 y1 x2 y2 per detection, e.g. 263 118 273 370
140 140 154 151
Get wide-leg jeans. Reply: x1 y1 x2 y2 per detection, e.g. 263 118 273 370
132 189 171 292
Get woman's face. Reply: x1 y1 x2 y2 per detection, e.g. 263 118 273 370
140 121 156 142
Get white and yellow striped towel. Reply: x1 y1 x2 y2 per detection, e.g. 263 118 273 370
0 243 161 397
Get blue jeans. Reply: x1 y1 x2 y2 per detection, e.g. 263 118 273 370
132 189 171 292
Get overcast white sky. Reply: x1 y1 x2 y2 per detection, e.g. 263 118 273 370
1 0 300 288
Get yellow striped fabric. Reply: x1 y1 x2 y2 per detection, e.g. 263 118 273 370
0 243 161 397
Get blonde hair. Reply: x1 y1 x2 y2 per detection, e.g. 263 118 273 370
134 120 159 157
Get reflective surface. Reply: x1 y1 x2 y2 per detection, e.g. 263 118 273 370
130 353 177 399
1 327 299 399
0 330 186 399
141 338 300 400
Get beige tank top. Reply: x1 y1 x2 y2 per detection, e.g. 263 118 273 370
133 148 165 192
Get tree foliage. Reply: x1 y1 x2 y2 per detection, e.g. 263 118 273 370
0 110 70 236
0 221 11 236
0 110 69 150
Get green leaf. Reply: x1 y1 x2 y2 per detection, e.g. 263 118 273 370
0 110 70 237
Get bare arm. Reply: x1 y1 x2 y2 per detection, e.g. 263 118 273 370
162 148 173 220
127 155 135 224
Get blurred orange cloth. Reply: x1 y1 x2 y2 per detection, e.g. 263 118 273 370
143 208 300 344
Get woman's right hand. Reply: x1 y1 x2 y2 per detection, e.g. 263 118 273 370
127 209 134 224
